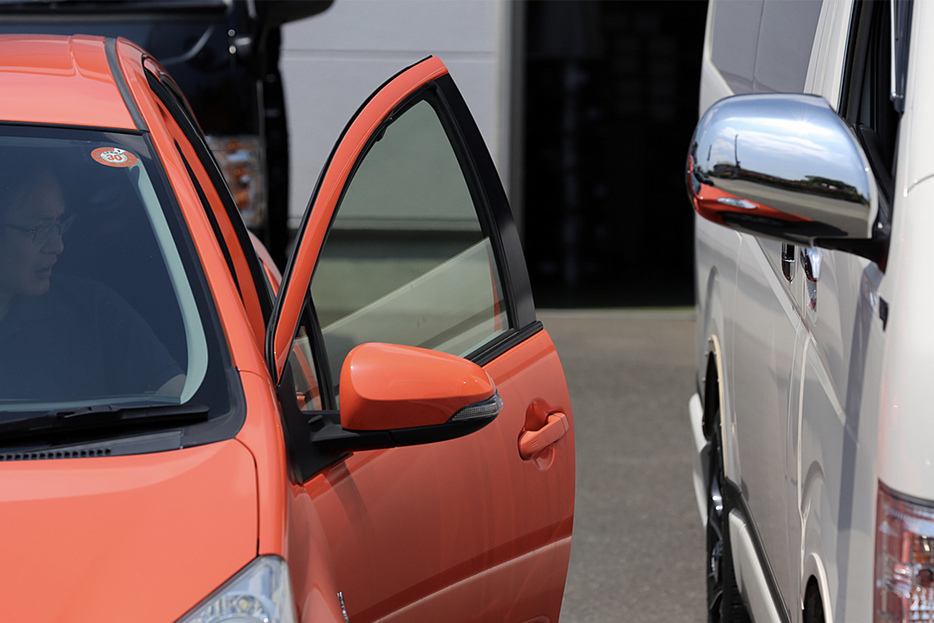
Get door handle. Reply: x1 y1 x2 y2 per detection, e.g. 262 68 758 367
781 243 795 282
802 247 822 282
519 412 569 459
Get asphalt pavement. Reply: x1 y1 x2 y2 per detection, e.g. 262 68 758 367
538 309 706 623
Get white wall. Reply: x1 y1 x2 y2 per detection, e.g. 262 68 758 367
281 0 513 228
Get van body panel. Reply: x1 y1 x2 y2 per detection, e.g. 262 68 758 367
903 2 934 193
804 0 853 105
876 0 934 501
689 1 934 621
878 178 934 499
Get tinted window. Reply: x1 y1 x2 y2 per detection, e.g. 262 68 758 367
711 0 762 94
841 0 900 194
711 0 822 94
0 126 235 447
296 95 509 401
755 0 823 93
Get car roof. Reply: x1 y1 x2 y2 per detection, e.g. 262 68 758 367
0 34 138 129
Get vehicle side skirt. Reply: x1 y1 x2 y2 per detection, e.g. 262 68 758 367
722 478 793 623
689 393 709 527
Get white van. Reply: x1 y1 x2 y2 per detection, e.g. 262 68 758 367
687 1 930 622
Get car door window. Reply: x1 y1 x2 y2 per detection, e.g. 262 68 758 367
841 0 902 198
308 95 509 396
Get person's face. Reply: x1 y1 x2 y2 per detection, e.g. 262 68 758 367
0 178 66 300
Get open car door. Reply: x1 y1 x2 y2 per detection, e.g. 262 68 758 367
268 56 575 621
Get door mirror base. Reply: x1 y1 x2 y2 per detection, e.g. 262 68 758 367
307 401 499 455
278 343 503 481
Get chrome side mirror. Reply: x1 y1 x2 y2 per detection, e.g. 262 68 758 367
686 94 882 255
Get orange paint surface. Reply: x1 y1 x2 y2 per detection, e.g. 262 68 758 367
0 441 257 622
286 330 575 621
340 342 496 430
0 36 575 622
0 36 135 129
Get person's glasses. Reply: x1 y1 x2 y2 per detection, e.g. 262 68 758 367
3 213 76 245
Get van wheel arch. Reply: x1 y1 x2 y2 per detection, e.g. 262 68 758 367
804 578 825 623
703 340 724 441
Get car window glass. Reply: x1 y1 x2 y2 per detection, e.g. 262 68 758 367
842 0 899 189
0 127 230 424
754 0 822 93
308 97 509 399
711 0 822 95
287 324 323 411
711 0 762 94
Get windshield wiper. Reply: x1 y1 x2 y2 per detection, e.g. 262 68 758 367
0 403 209 447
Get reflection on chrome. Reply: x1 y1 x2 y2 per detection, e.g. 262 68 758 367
686 93 878 244
716 197 757 210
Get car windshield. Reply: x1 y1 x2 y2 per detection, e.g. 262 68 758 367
0 1 227 9
0 125 234 441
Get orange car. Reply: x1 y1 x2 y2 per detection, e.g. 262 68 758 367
0 35 575 622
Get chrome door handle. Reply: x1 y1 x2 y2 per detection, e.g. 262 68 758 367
802 248 822 282
781 244 796 282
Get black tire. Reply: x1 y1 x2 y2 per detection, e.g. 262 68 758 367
803 583 825 623
706 411 751 623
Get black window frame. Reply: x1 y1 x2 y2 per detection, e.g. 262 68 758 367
840 0 903 208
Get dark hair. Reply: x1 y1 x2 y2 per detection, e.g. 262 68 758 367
0 166 61 222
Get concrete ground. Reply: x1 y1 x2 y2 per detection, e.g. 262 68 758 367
538 309 706 623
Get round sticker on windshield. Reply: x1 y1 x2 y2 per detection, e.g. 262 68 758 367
91 147 138 168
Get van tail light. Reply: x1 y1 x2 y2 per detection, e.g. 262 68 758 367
875 483 934 622
206 134 267 229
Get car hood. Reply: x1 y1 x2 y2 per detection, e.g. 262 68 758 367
0 439 258 622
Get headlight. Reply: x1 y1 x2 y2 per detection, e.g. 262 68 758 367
176 556 297 623
875 483 934 622
206 134 267 229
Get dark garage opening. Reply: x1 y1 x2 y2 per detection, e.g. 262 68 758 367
522 0 708 308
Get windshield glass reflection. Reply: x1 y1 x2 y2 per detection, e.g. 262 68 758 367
0 127 223 424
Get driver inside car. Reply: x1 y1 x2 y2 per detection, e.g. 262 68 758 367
0 165 185 403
